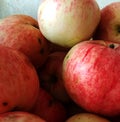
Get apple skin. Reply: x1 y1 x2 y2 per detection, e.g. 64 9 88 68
37 0 101 47
65 113 110 122
0 14 49 68
93 2 120 43
31 88 67 122
0 45 39 113
0 111 46 122
63 40 120 117
38 51 70 103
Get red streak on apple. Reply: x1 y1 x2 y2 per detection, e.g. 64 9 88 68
63 40 120 116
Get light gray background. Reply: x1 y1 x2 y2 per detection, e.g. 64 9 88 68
0 0 120 19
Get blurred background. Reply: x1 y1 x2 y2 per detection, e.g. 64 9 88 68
0 0 120 19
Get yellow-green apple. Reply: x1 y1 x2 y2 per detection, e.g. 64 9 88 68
0 14 49 68
37 0 101 47
31 88 67 122
38 51 70 103
63 40 120 117
0 111 46 122
0 45 39 113
65 113 110 122
93 2 120 43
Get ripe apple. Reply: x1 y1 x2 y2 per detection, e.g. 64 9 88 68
63 40 120 117
0 45 39 113
65 113 110 122
38 51 70 103
0 14 49 68
31 88 67 122
37 0 101 47
93 2 120 43
0 111 46 122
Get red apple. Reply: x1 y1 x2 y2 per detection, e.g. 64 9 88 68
93 2 120 43
0 45 39 113
0 14 49 68
65 113 110 122
0 111 46 122
31 88 67 122
38 51 70 103
63 40 120 117
38 0 101 47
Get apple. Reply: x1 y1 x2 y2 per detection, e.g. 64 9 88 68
38 51 70 103
0 45 39 113
0 111 46 122
31 88 67 122
0 14 49 68
65 113 110 122
63 40 120 117
37 0 101 47
93 2 120 43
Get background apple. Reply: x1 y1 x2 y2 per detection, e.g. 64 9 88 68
63 40 120 117
65 113 110 122
0 45 39 113
37 0 101 47
0 111 46 122
93 2 120 43
0 14 49 68
38 51 70 103
31 88 67 122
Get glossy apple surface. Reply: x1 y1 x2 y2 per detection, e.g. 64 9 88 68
38 0 101 47
63 40 120 116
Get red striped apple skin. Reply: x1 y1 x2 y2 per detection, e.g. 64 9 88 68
0 14 49 68
63 40 120 117
38 0 101 47
0 45 40 114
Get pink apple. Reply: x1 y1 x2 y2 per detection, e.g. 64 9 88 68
31 88 67 122
0 111 46 122
93 2 120 43
65 113 110 122
63 40 120 116
0 45 39 113
38 51 70 103
0 14 49 68
37 0 101 47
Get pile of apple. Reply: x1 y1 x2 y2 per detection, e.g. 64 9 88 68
0 0 120 122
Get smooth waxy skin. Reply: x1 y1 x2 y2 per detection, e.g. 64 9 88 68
0 45 39 113
63 40 120 116
66 113 110 122
93 2 120 43
38 0 101 47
